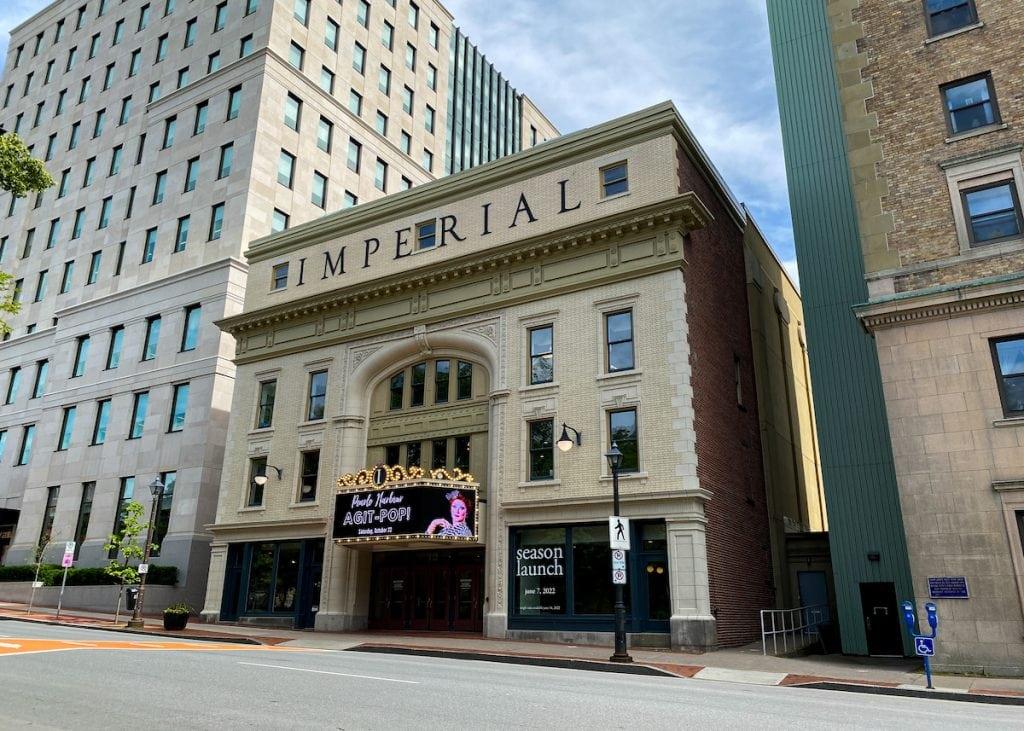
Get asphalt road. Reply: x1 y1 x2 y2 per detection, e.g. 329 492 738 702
0 620 1018 730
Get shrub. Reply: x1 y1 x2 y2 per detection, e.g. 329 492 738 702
163 602 192 615
0 564 177 586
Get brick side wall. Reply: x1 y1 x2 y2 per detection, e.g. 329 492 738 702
677 148 775 647
852 0 1024 290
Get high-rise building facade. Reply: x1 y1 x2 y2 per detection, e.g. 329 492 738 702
0 0 555 608
770 0 1024 674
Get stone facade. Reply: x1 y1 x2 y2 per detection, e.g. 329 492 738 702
0 0 554 607
829 0 1024 674
200 103 822 649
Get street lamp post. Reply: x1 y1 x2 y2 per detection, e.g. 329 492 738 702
606 443 632 663
128 477 165 629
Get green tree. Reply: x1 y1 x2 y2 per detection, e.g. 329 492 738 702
103 501 154 624
0 132 54 334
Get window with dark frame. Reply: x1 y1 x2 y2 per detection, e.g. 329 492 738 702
529 325 554 384
961 181 1023 246
180 304 201 351
128 392 148 439
601 162 628 197
455 435 471 472
151 471 175 556
168 383 189 432
389 371 404 410
92 399 111 444
431 438 447 469
529 419 554 481
256 380 277 428
299 449 319 502
385 444 400 466
307 370 327 421
109 477 135 557
248 457 267 506
991 336 1024 417
609 408 639 473
605 310 635 372
923 0 978 37
406 441 421 468
39 486 60 546
941 73 1000 136
457 361 473 400
410 362 426 407
416 219 436 249
142 316 160 361
434 360 450 404
74 482 94 558
272 263 289 290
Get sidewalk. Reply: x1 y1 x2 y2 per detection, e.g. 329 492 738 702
3 601 1022 699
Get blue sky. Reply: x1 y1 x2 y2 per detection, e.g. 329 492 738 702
2 0 796 281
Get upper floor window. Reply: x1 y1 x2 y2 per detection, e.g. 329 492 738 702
601 162 628 197
272 263 289 290
307 370 328 421
72 335 90 377
992 336 1024 417
389 371 404 410
299 449 320 502
942 74 1000 136
168 383 189 432
256 380 276 428
129 393 148 439
605 310 635 372
457 361 473 400
528 419 554 481
961 181 1022 245
608 408 639 473
214 1 228 32
924 0 978 37
529 325 554 384
247 457 266 506
410 362 427 407
181 304 201 351
294 0 310 26
143 316 161 361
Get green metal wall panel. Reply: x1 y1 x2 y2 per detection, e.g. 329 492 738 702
767 0 914 655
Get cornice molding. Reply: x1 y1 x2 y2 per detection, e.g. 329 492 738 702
217 194 709 336
856 275 1024 331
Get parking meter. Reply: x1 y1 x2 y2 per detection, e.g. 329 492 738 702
925 602 938 633
901 600 916 633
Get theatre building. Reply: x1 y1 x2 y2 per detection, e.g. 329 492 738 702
200 103 824 648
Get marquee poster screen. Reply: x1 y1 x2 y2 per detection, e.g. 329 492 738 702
333 483 478 543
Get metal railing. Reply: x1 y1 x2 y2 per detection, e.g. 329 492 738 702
760 604 827 656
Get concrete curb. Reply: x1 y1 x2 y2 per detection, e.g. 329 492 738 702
0 613 265 645
346 642 1024 703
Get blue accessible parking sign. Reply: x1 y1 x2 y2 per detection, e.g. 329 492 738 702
914 636 935 657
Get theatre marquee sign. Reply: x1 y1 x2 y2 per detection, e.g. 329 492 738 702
333 465 479 544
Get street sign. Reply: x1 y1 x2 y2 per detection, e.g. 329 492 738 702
138 563 149 575
611 549 626 571
61 542 75 568
914 636 935 657
612 568 627 585
609 517 630 551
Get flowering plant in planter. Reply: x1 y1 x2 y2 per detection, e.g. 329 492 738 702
162 603 192 631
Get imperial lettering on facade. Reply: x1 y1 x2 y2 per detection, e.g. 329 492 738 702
315 181 580 282
201 103 824 649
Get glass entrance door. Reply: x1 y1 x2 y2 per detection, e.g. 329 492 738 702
369 549 484 631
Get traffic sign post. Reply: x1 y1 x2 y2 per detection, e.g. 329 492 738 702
901 600 938 689
55 541 75 620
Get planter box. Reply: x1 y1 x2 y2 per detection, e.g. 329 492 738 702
163 613 188 631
